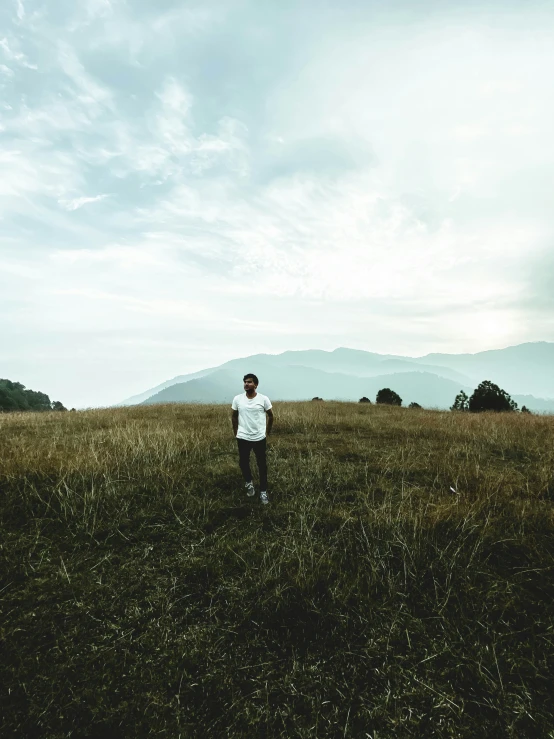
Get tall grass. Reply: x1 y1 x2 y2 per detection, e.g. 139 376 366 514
1 402 553 738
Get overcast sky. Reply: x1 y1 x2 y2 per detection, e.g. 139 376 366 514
1 0 553 408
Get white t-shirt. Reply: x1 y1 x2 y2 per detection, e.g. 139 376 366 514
232 392 272 441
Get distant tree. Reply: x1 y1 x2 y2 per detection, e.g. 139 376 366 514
359 397 371 404
521 405 531 414
468 381 518 413
311 397 324 401
450 390 469 412
26 390 52 412
409 402 422 409
52 401 67 412
0 379 29 411
0 387 19 412
376 388 402 406
0 378 58 412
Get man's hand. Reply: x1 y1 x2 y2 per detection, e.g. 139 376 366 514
232 409 239 437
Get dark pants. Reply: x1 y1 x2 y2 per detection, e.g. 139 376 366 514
237 438 268 491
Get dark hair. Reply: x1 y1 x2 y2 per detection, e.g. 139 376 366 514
243 373 259 386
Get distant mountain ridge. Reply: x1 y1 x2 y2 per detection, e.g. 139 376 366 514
118 342 554 412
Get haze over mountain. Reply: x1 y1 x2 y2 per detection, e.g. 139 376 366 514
120 342 554 412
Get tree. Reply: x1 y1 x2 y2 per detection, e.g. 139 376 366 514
521 405 531 414
0 387 19 412
0 379 30 411
468 380 518 413
0 378 59 412
52 401 67 412
311 397 324 401
409 402 421 409
359 397 371 404
26 390 52 412
376 388 402 406
450 390 469 411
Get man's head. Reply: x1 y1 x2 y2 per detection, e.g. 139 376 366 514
243 373 258 393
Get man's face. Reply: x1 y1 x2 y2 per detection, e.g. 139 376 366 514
244 377 257 393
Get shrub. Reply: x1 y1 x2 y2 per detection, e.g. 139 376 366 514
376 388 402 406
469 380 518 413
450 390 469 411
358 397 371 404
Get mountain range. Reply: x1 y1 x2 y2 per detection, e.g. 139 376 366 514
119 342 554 412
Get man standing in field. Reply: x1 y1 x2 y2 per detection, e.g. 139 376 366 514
232 374 273 505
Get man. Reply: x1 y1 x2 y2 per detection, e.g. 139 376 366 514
231 374 274 505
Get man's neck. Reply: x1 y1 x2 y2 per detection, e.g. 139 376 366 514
246 391 257 398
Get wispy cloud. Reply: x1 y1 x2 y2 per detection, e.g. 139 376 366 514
0 36 36 69
58 194 111 211
58 43 113 114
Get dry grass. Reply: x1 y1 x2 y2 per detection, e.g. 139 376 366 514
1 402 553 738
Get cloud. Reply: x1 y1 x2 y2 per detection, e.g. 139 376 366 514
85 0 113 21
57 43 113 114
0 147 80 199
0 36 37 69
137 169 535 314
155 77 194 156
58 194 110 211
50 243 168 268
258 135 375 182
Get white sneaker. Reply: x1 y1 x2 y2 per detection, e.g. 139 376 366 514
260 491 269 505
245 482 255 497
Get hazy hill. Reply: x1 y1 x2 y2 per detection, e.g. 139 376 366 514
143 365 474 410
119 367 219 406
229 348 475 386
121 349 475 406
416 342 554 398
121 342 554 411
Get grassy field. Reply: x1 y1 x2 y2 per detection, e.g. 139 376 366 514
1 401 553 738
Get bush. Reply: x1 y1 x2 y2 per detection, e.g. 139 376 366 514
409 402 422 409
0 379 55 413
450 390 469 412
358 397 371 404
469 381 518 413
376 388 402 406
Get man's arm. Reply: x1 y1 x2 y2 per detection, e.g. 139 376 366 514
232 409 239 437
266 408 274 436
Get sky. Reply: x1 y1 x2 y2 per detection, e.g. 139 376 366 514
1 0 553 408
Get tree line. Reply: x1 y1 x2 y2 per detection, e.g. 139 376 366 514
357 381 530 413
0 379 68 413
2 377 530 414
